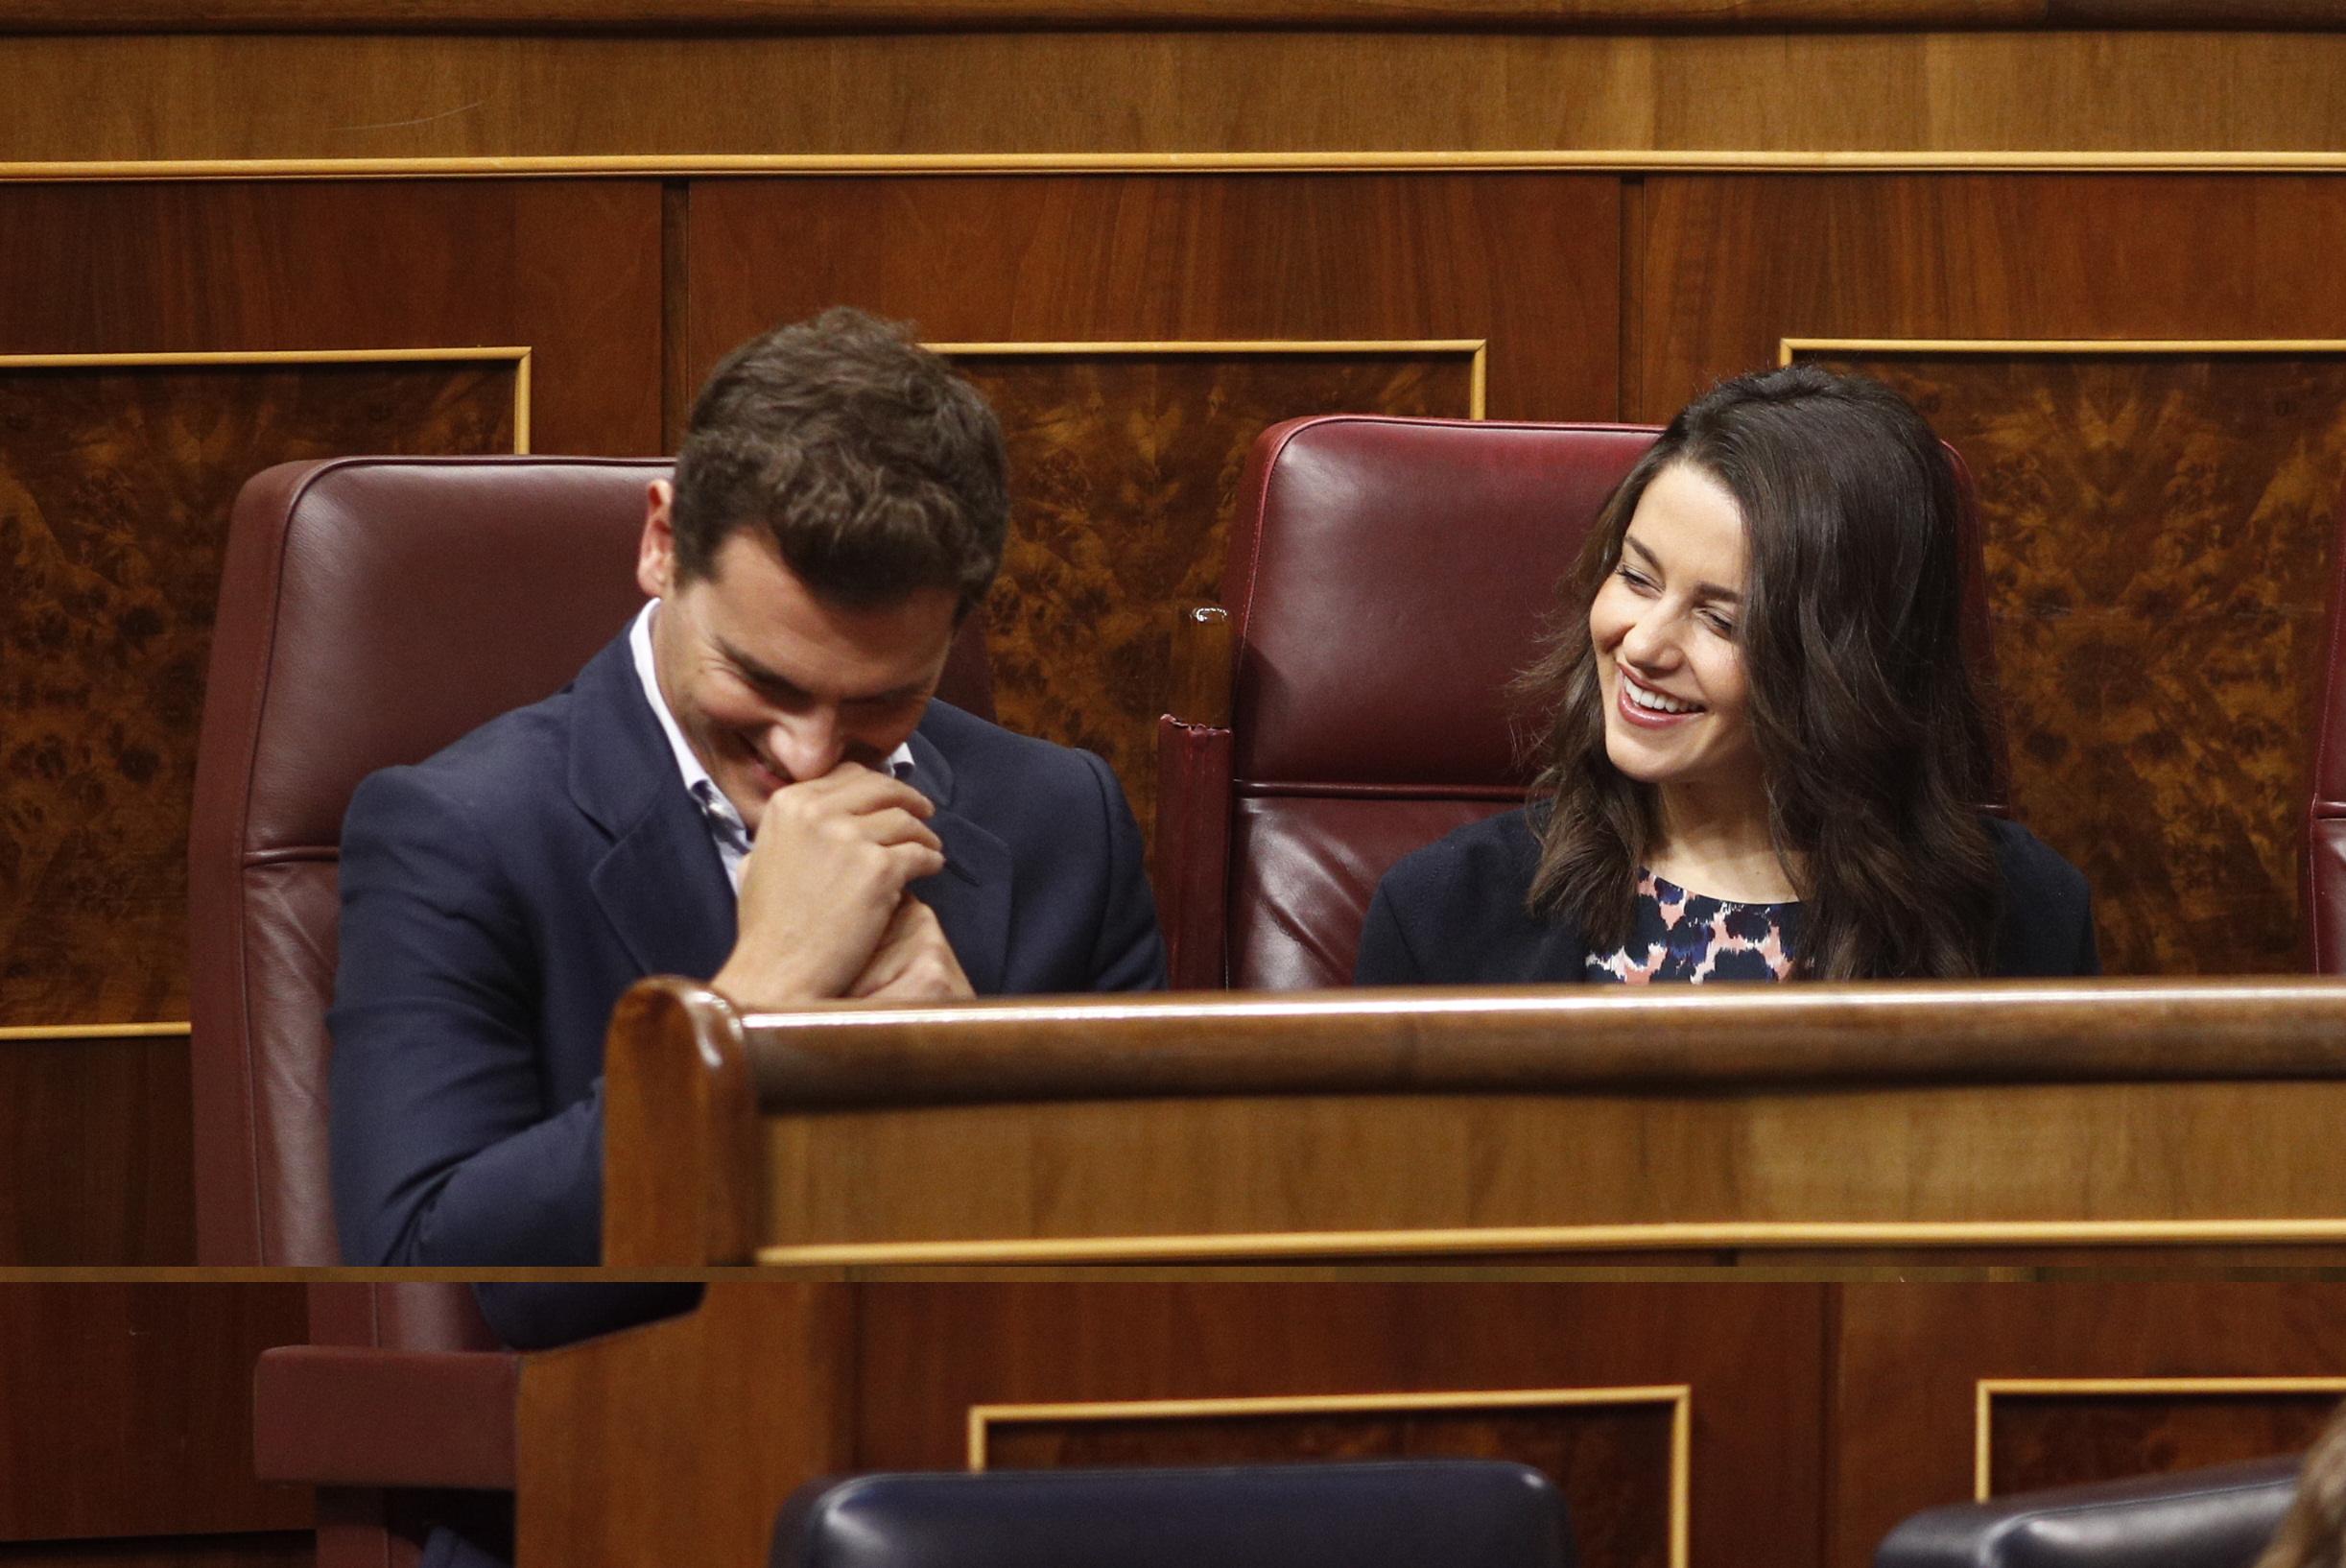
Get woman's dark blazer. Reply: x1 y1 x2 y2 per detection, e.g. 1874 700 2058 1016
1353 807 2098 985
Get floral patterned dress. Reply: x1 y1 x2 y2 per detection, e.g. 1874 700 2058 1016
1583 867 1799 984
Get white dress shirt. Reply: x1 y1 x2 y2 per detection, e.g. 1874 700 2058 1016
628 601 913 894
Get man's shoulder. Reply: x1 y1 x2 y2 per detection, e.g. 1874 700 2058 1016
352 683 577 825
346 635 630 840
916 700 1112 798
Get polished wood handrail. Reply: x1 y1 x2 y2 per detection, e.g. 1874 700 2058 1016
604 976 2346 1264
723 978 2346 1109
11 1 2343 33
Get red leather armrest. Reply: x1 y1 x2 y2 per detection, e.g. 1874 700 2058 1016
254 1345 520 1489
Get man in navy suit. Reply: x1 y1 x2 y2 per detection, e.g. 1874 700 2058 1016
328 309 1167 1308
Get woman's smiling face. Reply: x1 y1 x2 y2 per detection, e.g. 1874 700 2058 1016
1588 461 1762 798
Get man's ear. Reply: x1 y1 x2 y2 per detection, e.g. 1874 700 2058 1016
636 481 676 599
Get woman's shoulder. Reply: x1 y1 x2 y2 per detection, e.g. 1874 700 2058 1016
1981 815 2089 902
1357 804 1571 985
1379 804 1546 896
1980 815 2099 976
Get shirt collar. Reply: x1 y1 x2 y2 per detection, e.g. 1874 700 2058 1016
628 601 915 815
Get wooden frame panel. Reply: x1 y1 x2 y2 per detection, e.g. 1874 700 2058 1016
968 1386 1693 1568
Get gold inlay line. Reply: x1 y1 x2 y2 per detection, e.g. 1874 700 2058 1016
1787 337 2346 363
0 1022 192 1042
16 151 2346 183
757 1217 2346 1268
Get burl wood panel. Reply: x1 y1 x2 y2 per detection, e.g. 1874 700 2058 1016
984 1403 1676 1568
855 1282 1827 1568
1830 1282 2346 1568
689 175 1612 820
0 1283 311 1542
0 361 515 1029
953 350 1472 830
1794 350 2346 976
0 1035 191 1263
1987 1390 2340 1495
1642 177 2346 972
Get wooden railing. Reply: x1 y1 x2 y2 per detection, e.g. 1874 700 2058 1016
9 1 2341 31
603 975 2346 1266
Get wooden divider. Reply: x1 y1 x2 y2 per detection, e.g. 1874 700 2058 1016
603 975 2346 1267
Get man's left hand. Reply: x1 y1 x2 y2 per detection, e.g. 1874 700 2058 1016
845 894 975 1002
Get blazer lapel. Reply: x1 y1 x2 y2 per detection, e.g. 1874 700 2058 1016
590 792 738 982
905 725 1012 995
567 631 739 982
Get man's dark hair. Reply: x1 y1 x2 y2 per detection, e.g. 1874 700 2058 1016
670 306 1009 611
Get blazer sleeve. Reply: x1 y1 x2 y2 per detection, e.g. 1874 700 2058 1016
1078 747 1170 991
329 767 604 1267
1988 822 2102 980
2069 896 2102 977
1352 883 1427 986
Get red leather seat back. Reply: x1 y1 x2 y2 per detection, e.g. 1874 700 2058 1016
1221 419 1658 989
1218 416 2004 991
189 456 993 1264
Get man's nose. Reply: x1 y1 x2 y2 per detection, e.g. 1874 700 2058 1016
767 709 846 782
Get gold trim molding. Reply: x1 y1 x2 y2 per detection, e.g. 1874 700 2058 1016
758 1218 2346 1268
1787 337 2346 362
1974 1377 2346 1500
0 346 536 452
0 1022 191 1043
968 1384 1694 1568
14 151 2346 185
933 338 1488 418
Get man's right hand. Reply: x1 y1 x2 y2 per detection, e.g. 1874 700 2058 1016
710 763 944 1006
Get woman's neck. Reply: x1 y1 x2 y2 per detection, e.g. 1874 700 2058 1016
1647 779 1803 904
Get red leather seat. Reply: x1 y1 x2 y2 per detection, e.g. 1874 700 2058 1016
1154 415 2003 991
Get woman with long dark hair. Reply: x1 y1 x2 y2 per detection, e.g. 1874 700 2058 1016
1354 365 2097 985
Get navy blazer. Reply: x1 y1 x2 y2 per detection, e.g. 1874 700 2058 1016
1355 807 2098 985
329 629 1167 1293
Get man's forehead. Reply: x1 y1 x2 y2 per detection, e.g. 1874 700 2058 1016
688 556 956 699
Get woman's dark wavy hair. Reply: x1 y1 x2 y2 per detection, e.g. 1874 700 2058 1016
1520 364 2003 979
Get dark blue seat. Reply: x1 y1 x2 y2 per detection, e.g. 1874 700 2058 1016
1876 1457 2300 1568
771 1461 1574 1568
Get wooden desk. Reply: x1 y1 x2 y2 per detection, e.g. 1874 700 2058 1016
604 976 2346 1267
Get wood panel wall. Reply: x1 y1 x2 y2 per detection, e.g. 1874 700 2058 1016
8 25 2346 1258
0 1283 311 1568
14 34 2346 165
2 1279 2335 1568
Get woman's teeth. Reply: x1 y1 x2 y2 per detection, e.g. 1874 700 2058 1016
1626 679 1697 715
